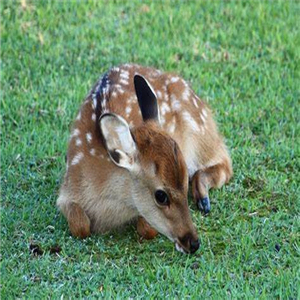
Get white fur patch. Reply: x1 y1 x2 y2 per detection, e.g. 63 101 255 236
71 128 80 138
90 148 96 156
111 66 120 72
120 70 130 80
182 88 190 102
168 117 176 134
116 84 124 94
156 90 162 98
120 78 129 86
92 97 97 110
160 102 171 116
76 111 81 120
202 108 208 118
71 152 84 165
182 111 200 132
92 113 96 122
170 95 181 111
170 76 180 83
200 113 206 123
192 97 199 108
125 106 132 115
111 91 117 98
75 138 82 146
86 132 92 143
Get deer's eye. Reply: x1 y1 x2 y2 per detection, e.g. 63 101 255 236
155 190 169 206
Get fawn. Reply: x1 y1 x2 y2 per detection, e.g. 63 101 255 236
57 64 232 254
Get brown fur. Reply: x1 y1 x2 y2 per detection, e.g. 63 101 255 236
57 64 232 253
137 217 158 240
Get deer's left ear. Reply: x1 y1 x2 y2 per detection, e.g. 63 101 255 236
134 75 160 124
100 113 139 171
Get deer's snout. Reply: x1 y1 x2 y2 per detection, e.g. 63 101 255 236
177 232 200 254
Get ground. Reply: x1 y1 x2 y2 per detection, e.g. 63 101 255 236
1 1 299 299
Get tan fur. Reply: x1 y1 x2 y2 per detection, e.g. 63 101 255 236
57 64 232 253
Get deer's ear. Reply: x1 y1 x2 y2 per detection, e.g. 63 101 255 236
100 113 138 171
134 75 160 124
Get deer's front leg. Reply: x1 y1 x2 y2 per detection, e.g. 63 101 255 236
192 163 232 214
137 217 158 240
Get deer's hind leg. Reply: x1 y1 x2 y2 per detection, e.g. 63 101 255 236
191 158 232 214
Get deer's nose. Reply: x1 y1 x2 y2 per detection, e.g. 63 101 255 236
179 233 200 254
190 239 200 254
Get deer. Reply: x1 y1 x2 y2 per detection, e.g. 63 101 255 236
57 64 232 254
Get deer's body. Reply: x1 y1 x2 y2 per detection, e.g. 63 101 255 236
57 64 232 253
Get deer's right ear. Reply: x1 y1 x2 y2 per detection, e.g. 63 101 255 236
134 74 160 124
100 113 139 172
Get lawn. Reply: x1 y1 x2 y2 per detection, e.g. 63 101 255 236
1 0 299 298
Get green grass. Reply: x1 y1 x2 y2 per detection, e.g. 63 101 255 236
1 0 300 298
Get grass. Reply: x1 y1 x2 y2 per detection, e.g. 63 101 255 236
1 0 300 298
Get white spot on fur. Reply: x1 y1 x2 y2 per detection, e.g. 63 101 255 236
182 89 190 102
112 91 117 98
90 148 96 156
93 97 97 110
170 76 180 83
200 113 206 123
171 95 181 111
160 102 171 116
71 152 84 165
182 80 189 88
156 90 162 98
120 70 130 80
86 132 92 143
120 78 129 86
192 97 199 108
202 108 208 118
125 106 132 115
127 96 135 104
116 84 124 94
111 66 120 72
100 154 105 159
71 128 80 138
168 117 176 134
75 138 82 146
182 111 200 132
123 63 133 68
92 113 96 122
160 114 166 125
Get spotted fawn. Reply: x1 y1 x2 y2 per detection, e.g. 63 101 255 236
57 64 232 254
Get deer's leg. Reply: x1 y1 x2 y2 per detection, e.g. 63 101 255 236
137 216 158 240
191 161 232 214
65 202 91 239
